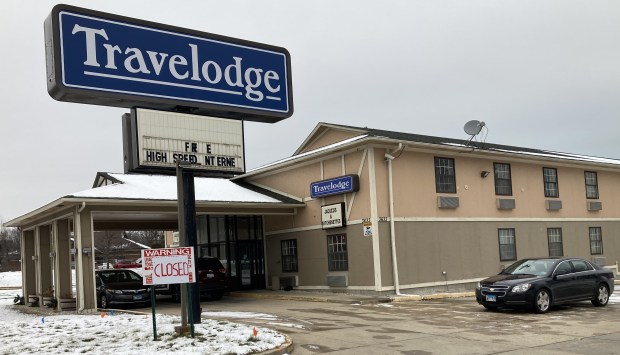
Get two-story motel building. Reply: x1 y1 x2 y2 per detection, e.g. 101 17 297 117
6 122 620 312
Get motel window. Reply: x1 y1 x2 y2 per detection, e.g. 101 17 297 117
589 227 603 255
434 157 456 193
584 171 599 199
327 234 348 271
498 228 516 261
281 239 298 273
547 228 563 257
494 163 512 196
543 167 559 198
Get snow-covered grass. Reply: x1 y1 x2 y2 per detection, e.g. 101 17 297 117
0 271 286 354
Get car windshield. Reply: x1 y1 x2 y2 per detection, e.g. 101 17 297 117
502 259 556 276
99 270 142 283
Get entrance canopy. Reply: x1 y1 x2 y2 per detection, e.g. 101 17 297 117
6 172 303 313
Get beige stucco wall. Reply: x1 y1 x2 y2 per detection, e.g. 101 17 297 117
255 128 620 293
265 224 376 288
392 220 620 287
299 129 361 154
387 151 619 218
258 149 372 233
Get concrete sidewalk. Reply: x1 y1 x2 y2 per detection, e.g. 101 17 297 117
228 289 476 304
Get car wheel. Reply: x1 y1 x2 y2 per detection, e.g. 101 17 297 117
100 295 109 309
210 291 224 300
591 283 609 307
533 289 551 313
171 285 181 303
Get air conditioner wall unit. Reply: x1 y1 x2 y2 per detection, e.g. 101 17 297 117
497 198 515 210
437 196 459 209
587 201 602 211
546 200 562 211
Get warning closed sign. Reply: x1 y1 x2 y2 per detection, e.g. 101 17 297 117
141 247 196 286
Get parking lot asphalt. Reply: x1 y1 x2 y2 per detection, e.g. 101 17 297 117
149 288 620 354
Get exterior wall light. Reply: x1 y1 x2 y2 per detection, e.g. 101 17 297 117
481 171 490 178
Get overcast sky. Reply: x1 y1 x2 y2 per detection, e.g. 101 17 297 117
1 1 619 221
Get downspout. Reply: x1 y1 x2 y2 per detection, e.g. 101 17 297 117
77 202 86 213
385 144 405 296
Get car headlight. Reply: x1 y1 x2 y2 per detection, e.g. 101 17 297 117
511 283 531 293
106 289 123 294
475 282 481 290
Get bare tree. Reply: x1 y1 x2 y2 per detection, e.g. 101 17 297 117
0 222 20 271
125 230 165 248
93 231 126 267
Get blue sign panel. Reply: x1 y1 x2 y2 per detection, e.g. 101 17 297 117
310 175 360 199
45 5 293 123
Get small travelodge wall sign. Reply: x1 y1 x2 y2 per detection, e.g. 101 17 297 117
310 175 359 199
321 203 346 229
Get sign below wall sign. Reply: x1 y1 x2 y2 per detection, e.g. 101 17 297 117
363 221 373 237
44 4 293 123
321 202 346 229
311 175 360 199
123 108 245 175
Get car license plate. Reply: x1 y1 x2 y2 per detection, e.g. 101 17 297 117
207 273 214 279
133 295 142 300
486 294 497 302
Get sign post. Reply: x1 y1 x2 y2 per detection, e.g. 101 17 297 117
150 285 157 341
142 246 196 339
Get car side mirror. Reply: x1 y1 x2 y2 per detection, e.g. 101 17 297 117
553 269 569 278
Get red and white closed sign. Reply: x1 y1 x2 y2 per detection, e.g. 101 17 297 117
141 247 196 285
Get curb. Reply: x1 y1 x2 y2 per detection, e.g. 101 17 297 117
390 291 475 302
256 334 294 355
229 291 390 305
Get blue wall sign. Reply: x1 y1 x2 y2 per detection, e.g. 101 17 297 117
310 175 360 199
44 5 293 123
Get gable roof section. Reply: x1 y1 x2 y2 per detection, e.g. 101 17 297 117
294 122 367 155
5 172 303 227
75 173 302 204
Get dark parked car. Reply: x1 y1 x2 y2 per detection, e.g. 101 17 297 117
476 257 614 313
95 269 151 309
155 256 227 302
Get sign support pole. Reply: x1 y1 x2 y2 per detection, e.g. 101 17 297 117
176 161 201 333
182 167 202 324
150 286 157 341
176 162 188 331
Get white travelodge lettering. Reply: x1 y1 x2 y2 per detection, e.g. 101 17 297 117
71 24 281 102
313 179 352 194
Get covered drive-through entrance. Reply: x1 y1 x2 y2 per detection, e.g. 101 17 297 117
7 172 303 313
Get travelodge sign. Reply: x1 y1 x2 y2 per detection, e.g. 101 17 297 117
44 4 293 123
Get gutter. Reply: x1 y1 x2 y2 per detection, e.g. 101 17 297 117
385 143 405 296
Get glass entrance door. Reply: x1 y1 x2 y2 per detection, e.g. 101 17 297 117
196 215 265 291
236 241 265 289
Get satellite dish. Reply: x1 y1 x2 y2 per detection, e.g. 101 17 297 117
464 120 485 135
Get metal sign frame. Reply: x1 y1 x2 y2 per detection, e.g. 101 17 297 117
44 4 293 123
123 108 246 176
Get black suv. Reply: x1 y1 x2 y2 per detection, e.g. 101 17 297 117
155 256 227 301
